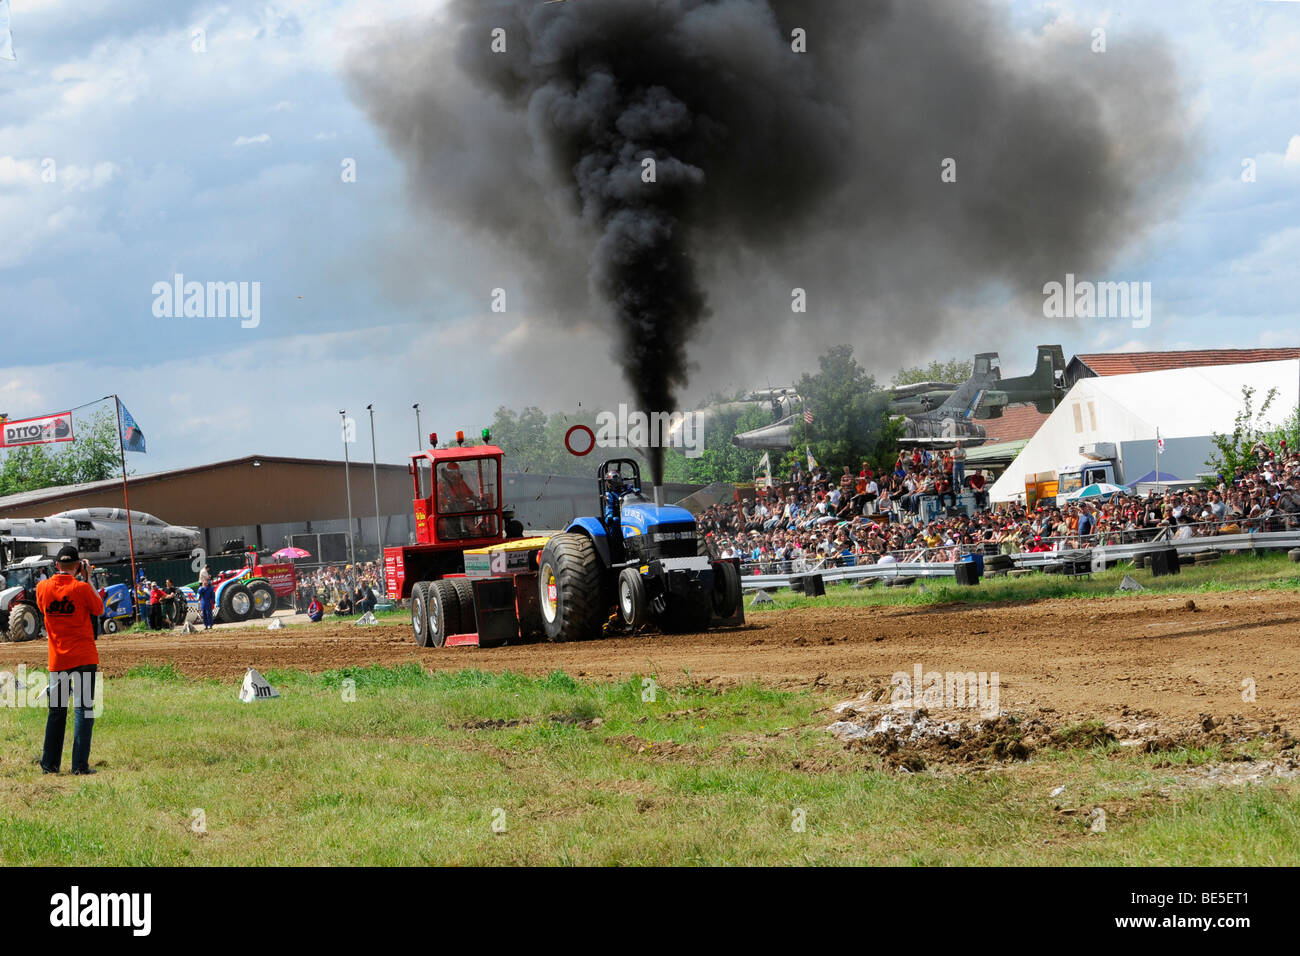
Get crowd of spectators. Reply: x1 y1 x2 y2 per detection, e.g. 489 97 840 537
294 561 384 618
699 439 1300 573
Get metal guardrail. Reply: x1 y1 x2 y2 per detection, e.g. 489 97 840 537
739 529 1300 590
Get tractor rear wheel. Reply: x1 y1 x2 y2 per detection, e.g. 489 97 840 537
7 604 42 643
248 582 276 618
428 580 462 648
450 578 475 628
220 584 252 623
411 582 433 647
657 587 713 635
538 533 605 642
617 568 648 629
711 561 742 619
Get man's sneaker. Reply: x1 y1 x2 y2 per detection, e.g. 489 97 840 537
71 767 97 776
33 756 58 774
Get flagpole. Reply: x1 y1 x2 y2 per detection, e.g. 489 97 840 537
114 396 140 621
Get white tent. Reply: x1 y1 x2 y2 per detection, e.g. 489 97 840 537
989 358 1299 503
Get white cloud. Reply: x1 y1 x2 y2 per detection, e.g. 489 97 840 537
233 133 272 147
1286 135 1300 166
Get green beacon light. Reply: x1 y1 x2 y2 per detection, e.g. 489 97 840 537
482 428 491 442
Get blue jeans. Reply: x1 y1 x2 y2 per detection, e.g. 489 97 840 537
953 463 965 489
41 665 97 774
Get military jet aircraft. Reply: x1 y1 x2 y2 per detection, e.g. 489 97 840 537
889 346 1066 419
0 508 201 564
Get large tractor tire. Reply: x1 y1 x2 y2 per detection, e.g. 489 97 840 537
219 584 253 623
248 582 277 618
617 567 649 629
427 580 463 648
538 533 605 643
166 594 190 626
7 604 42 643
450 578 476 631
410 582 433 647
657 587 713 635
711 561 742 619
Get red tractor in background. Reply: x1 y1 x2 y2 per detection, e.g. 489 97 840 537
383 430 532 647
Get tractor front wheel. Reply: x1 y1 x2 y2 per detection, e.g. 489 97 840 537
617 568 648 629
538 533 605 642
7 604 42 643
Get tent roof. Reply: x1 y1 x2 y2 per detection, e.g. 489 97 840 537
989 358 1300 502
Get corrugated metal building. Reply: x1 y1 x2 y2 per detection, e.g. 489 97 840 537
0 455 701 561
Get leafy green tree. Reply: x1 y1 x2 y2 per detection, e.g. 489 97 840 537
0 408 124 496
1207 386 1281 482
487 405 595 477
891 357 972 388
790 345 903 477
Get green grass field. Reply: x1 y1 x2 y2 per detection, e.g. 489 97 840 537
747 551 1300 612
2 665 1297 865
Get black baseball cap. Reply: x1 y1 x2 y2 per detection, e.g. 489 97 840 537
56 545 80 563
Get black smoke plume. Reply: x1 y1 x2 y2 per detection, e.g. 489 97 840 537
350 0 1192 482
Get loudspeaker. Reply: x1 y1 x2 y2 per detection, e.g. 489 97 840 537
953 562 980 586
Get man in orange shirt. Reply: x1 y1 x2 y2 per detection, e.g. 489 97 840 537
36 546 104 775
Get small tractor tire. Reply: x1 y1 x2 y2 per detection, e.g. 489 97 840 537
711 561 742 619
103 617 120 635
7 604 42 643
411 582 433 647
617 567 648 629
538 533 605 643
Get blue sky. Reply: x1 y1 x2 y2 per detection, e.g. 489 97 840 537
1 0 1297 474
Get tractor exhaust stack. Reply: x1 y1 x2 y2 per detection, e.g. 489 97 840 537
653 485 663 508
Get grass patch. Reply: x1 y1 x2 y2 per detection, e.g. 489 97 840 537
1 665 1296 865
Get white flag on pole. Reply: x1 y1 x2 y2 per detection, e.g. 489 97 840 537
757 451 771 487
0 1 16 61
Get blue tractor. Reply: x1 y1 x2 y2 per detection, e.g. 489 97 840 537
536 458 743 642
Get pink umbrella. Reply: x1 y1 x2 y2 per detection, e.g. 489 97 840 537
273 547 311 560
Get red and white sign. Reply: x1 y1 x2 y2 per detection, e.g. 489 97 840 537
256 563 297 596
1 411 74 447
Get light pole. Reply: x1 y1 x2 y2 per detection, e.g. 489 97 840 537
413 403 422 450
367 404 382 558
340 409 356 564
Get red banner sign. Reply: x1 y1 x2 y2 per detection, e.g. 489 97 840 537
1 411 75 447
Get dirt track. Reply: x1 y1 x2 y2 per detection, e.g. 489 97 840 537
3 590 1298 729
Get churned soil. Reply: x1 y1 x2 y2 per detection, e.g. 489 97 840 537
3 590 1298 732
